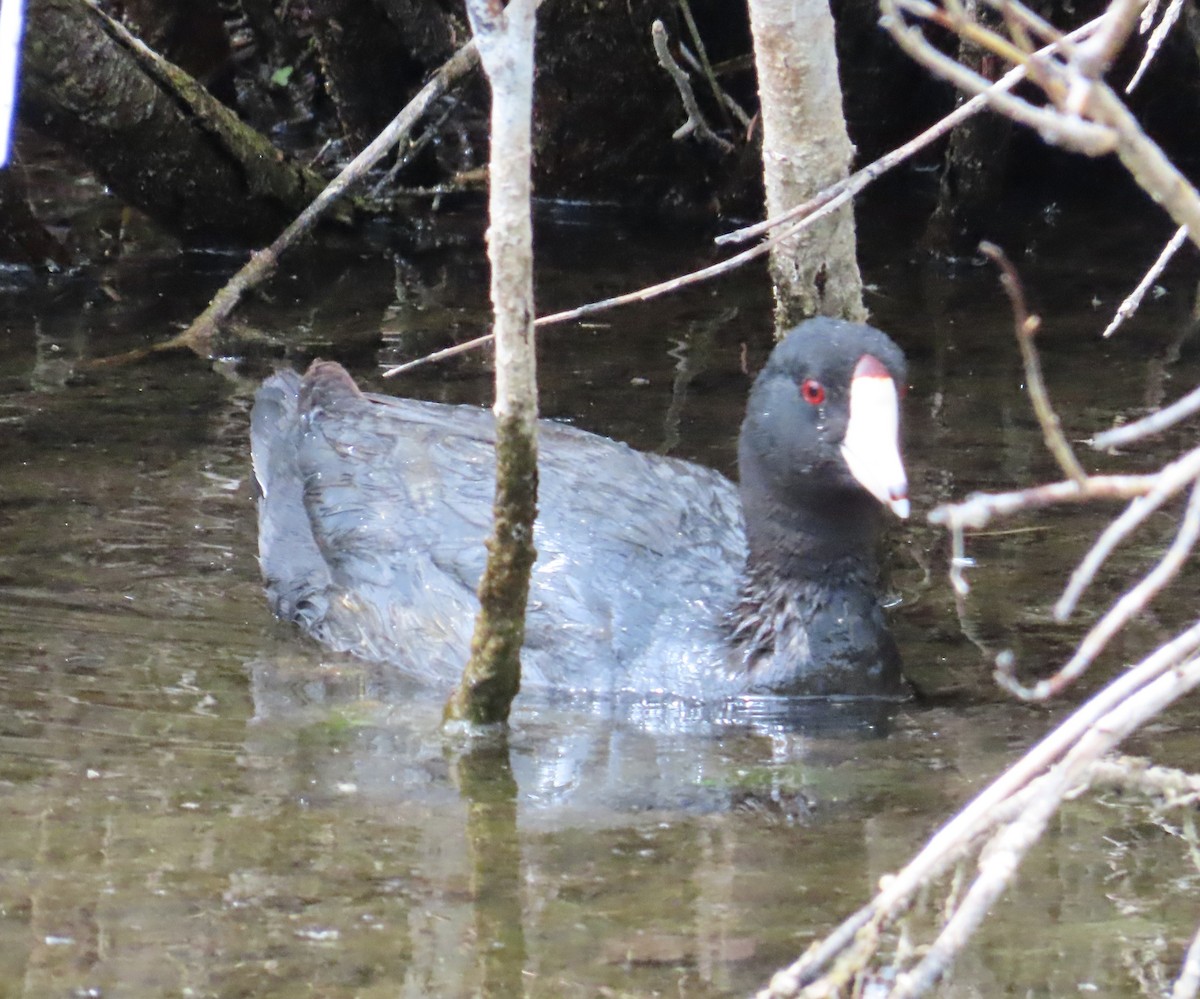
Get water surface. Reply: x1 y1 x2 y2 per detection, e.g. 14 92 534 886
0 190 1198 996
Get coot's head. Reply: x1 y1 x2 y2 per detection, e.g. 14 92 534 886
738 318 908 567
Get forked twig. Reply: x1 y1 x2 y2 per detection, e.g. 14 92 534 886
998 476 1200 700
676 0 734 132
979 242 1088 484
1055 443 1200 618
891 653 1200 998
879 0 1118 155
928 474 1160 532
651 20 733 153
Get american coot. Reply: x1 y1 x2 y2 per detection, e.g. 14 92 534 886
251 317 910 700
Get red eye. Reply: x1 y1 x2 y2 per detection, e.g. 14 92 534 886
800 378 825 405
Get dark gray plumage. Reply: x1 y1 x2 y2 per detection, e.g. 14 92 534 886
251 318 909 699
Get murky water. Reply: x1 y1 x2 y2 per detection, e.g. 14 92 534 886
1 185 1199 996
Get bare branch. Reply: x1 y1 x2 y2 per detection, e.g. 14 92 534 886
1055 443 1200 618
878 0 1118 155
677 42 752 128
999 477 1200 700
1092 379 1200 449
93 36 481 368
1087 82 1200 247
676 0 734 131
1102 224 1188 337
980 242 1088 484
881 0 1200 249
651 20 733 153
891 652 1200 998
383 195 828 376
714 20 1112 249
759 624 1200 997
928 474 1160 531
1072 0 1148 76
1127 0 1187 91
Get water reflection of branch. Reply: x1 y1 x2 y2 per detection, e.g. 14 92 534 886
659 310 732 455
452 736 527 997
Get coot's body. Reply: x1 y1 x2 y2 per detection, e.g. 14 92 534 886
251 318 910 699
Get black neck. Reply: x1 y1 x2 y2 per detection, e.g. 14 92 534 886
738 461 883 582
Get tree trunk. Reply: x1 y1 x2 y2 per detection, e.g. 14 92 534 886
748 0 866 330
444 0 538 728
20 0 332 244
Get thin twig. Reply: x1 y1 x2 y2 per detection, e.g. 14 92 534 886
890 653 1200 998
980 242 1088 484
1055 443 1200 618
382 196 830 377
677 42 752 128
651 20 733 153
1127 0 1186 90
1102 224 1188 338
1085 76 1200 247
1074 0 1150 77
718 16 1105 248
1092 380 1200 449
92 36 481 367
370 97 460 196
759 622 1200 997
928 473 1160 531
1140 0 1163 31
879 0 1117 155
677 0 733 132
948 521 972 596
1000 476 1200 700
